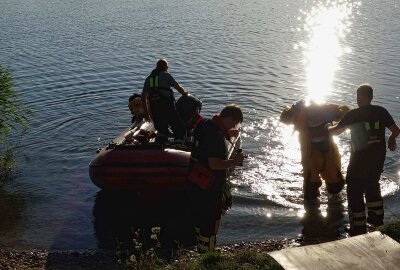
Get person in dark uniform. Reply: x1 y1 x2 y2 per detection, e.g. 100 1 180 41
142 59 188 140
187 104 244 253
328 84 400 235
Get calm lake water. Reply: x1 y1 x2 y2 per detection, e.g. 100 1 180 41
1 0 399 250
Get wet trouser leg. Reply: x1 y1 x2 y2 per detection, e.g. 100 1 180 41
321 143 345 195
303 176 322 200
188 182 223 253
303 149 323 200
347 178 367 235
365 178 384 227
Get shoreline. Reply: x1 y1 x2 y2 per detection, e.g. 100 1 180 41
0 238 295 270
1 221 398 269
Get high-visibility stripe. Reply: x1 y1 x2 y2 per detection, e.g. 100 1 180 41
351 211 366 218
364 121 380 130
353 220 366 226
198 234 210 243
368 139 381 144
197 234 216 252
368 209 384 215
149 76 158 88
367 201 383 208
195 227 200 234
349 209 366 229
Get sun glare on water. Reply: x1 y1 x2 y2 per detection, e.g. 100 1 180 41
239 1 365 209
300 1 360 103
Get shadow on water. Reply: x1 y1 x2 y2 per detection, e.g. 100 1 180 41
298 200 347 246
0 188 25 235
92 189 196 259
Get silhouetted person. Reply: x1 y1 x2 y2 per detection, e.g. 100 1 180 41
329 84 400 235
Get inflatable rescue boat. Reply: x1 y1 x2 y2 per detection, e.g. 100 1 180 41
89 132 240 192
89 94 241 193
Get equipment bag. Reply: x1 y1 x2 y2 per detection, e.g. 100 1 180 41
188 162 216 190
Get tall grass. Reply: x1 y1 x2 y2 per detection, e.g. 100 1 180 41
0 65 31 182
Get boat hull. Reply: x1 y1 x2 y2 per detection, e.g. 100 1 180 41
89 146 190 191
89 128 241 194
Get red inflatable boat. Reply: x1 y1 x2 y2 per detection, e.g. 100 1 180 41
89 128 241 192
89 94 241 201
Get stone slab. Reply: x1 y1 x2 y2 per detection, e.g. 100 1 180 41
269 231 400 270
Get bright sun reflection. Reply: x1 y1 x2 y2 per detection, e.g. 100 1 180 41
236 2 380 210
301 1 358 103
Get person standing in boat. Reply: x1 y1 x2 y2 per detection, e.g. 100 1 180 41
142 59 188 141
328 84 400 236
187 104 245 253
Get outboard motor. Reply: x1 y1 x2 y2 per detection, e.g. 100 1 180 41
176 94 202 130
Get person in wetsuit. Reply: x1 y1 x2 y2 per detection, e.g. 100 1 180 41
329 84 400 235
142 59 188 141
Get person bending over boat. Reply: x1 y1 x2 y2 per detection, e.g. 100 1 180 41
128 93 145 127
176 94 204 143
187 104 244 253
124 93 151 143
142 59 188 142
280 100 349 204
328 84 400 235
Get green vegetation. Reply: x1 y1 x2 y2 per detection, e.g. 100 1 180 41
116 220 400 270
377 221 400 243
115 227 166 270
114 220 400 270
0 65 31 181
186 250 283 270
114 249 283 270
114 226 283 270
122 250 283 270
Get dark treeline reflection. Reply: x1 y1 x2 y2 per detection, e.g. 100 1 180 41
92 190 196 255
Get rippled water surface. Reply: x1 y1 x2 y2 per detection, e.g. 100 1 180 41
1 0 399 250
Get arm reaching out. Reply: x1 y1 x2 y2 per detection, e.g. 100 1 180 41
174 84 188 96
388 123 400 151
327 123 346 136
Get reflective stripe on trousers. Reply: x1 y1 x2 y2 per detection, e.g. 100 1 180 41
366 200 384 226
196 219 220 253
349 209 366 230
